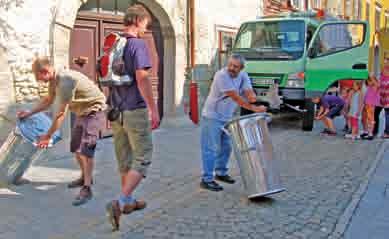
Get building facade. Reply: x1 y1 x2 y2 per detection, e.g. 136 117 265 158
0 0 262 142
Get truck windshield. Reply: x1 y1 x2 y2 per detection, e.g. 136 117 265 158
234 20 306 60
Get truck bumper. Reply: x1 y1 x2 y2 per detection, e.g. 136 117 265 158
254 87 305 101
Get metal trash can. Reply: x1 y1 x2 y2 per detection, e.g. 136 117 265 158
225 113 285 198
0 113 61 185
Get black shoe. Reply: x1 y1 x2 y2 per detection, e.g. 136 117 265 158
362 135 374 140
360 133 369 139
200 181 223 191
215 175 236 184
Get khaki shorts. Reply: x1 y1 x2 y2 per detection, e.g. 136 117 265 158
111 108 152 177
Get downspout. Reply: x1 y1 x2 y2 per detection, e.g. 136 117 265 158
185 0 199 124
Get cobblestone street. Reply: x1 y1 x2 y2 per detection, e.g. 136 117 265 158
0 115 384 239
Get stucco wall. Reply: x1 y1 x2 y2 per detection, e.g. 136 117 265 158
0 0 58 103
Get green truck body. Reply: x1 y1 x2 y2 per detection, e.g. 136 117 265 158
232 12 370 130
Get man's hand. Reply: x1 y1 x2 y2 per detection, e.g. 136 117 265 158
36 134 51 148
251 105 267 113
149 108 160 130
17 110 32 119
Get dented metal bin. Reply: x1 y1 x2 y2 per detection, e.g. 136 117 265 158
225 113 285 198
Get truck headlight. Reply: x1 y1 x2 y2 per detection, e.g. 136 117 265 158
286 72 305 88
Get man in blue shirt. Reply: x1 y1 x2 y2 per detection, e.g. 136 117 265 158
105 5 159 231
200 54 267 191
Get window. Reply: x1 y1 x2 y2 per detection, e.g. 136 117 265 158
218 31 237 69
344 0 352 19
375 5 382 32
312 23 365 57
311 0 321 9
365 2 370 21
79 0 134 15
354 0 362 20
290 0 301 10
386 13 389 31
234 21 306 60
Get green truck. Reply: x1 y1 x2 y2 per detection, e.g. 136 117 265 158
232 11 370 131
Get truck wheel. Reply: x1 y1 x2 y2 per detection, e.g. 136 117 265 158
302 99 315 131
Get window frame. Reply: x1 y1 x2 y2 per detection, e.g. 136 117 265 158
309 22 367 59
215 25 238 69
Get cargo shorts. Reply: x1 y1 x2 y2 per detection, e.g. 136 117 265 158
111 108 153 177
70 111 105 158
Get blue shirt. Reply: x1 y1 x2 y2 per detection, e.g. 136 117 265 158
109 36 152 111
202 68 252 122
321 95 345 109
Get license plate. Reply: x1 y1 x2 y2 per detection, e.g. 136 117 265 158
252 78 275 85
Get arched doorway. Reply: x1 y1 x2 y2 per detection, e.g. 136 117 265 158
68 0 164 136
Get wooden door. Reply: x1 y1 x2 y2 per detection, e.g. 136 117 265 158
69 19 113 138
69 9 164 138
69 20 99 81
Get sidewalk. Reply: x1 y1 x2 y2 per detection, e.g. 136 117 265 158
0 116 384 239
344 143 389 239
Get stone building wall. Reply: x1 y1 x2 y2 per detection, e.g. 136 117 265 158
0 0 58 104
0 0 262 139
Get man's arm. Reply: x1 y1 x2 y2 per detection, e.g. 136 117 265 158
136 69 160 129
37 102 68 148
17 95 55 119
244 89 257 103
225 90 266 112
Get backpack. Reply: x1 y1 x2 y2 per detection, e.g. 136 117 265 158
97 32 134 86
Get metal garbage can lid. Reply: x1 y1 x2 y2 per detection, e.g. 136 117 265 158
16 112 62 146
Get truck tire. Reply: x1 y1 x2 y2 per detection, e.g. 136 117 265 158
302 99 315 131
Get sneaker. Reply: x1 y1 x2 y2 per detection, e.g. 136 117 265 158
362 135 374 140
360 133 369 139
342 126 349 132
68 178 93 188
121 199 147 215
72 186 92 206
106 200 121 231
321 129 337 136
200 181 223 191
215 175 236 184
320 128 331 134
345 134 361 140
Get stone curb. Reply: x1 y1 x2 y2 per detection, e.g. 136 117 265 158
329 140 389 239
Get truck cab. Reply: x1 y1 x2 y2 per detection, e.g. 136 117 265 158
232 11 370 131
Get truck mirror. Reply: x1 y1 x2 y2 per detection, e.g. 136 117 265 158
308 48 316 58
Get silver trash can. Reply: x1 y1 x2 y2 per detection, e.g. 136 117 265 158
0 113 61 185
225 113 285 198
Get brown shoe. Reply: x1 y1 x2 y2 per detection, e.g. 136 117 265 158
106 200 121 231
68 178 93 188
122 200 147 214
72 186 93 206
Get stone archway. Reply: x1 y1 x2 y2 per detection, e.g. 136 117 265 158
51 0 176 138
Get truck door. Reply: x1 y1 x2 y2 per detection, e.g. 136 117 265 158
305 21 369 98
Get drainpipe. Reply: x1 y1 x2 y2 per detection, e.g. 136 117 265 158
185 0 199 124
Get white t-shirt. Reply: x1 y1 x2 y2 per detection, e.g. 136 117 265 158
202 68 252 122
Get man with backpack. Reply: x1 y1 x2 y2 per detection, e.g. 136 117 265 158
200 54 267 192
105 5 160 231
18 57 106 206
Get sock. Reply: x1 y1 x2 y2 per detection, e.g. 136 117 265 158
118 194 135 209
